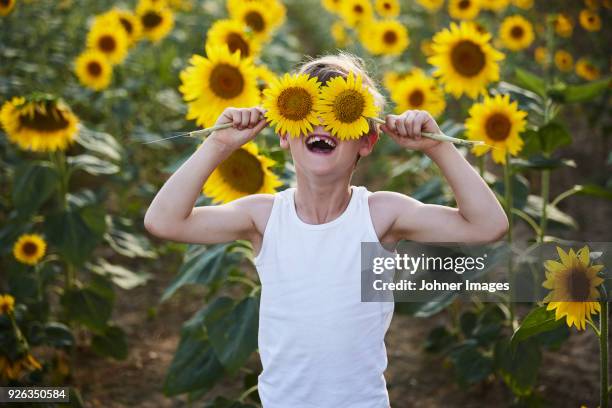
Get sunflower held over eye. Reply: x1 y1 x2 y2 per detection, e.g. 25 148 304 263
0 294 15 315
202 142 282 204
74 50 113 91
317 72 379 140
542 246 605 331
554 49 573 72
229 1 283 42
375 0 400 18
480 0 509 12
179 45 259 127
206 19 261 58
465 94 526 164
360 19 409 56
0 0 16 16
428 22 505 99
340 0 374 28
499 15 534 51
416 0 444 12
575 58 601 80
13 233 47 266
448 0 481 21
93 8 142 46
579 9 601 31
390 70 446 117
137 0 174 43
1 96 79 152
86 23 129 65
263 73 321 138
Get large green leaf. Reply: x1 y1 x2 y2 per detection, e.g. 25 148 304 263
12 162 59 217
91 325 128 360
524 195 577 229
68 154 119 175
104 216 157 259
538 121 572 154
559 77 611 103
87 258 151 290
76 127 124 161
511 156 576 171
572 184 612 200
42 322 75 348
514 68 546 97
61 276 114 332
493 173 530 210
495 338 541 396
510 305 564 349
449 342 494 386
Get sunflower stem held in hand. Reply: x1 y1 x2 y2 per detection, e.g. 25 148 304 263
369 117 484 146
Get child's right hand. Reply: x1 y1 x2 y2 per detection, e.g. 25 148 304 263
208 107 268 151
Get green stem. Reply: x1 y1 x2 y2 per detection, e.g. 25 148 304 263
601 300 609 408
551 186 581 208
504 154 515 328
477 155 484 177
238 384 258 403
539 169 550 242
65 262 76 289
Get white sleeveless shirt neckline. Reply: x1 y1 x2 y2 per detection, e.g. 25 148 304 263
253 185 394 408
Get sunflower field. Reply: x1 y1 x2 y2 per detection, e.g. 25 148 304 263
1 0 611 407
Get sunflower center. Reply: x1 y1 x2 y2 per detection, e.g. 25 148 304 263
119 17 134 35
510 25 524 39
277 87 313 120
98 35 117 53
218 148 264 194
354 4 364 13
87 61 103 77
450 40 486 77
18 104 69 132
142 11 162 29
458 0 471 9
333 89 365 123
485 113 512 141
22 242 38 256
245 11 265 32
383 30 398 45
566 266 591 301
226 32 250 56
209 64 245 99
408 90 425 107
384 2 391 9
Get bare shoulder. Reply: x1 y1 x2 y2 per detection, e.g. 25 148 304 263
232 193 275 234
367 190 421 242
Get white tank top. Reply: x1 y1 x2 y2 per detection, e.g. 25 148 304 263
253 185 394 408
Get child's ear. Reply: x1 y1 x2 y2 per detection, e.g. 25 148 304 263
358 131 378 157
279 133 290 150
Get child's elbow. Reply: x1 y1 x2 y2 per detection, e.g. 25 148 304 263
486 212 509 242
144 209 169 239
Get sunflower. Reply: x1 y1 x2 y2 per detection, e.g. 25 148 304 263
542 246 605 331
498 15 534 51
584 0 599 9
390 70 446 117
202 142 282 204
421 39 434 56
86 24 129 65
340 0 374 28
179 46 259 127
206 19 261 58
0 0 15 16
13 233 47 265
448 0 481 21
74 50 113 91
0 294 15 315
229 1 283 42
255 64 278 100
534 46 548 66
465 94 526 164
554 49 574 72
428 22 505 98
93 8 142 46
480 0 509 12
331 20 351 47
553 13 573 38
383 69 417 89
575 58 601 80
317 72 379 140
0 354 42 381
415 0 444 12
262 73 321 138
136 1 174 43
511 0 533 9
375 0 400 18
322 0 344 13
360 19 409 56
227 0 286 23
1 96 79 152
579 9 601 31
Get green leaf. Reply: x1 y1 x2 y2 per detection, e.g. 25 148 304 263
537 121 572 154
91 325 128 360
495 338 541 396
510 155 576 171
44 209 102 266
560 77 611 103
424 326 457 353
514 68 546 97
104 216 157 259
572 184 612 200
68 154 119 175
449 343 494 385
76 127 124 161
61 281 114 332
524 195 578 229
12 162 59 217
493 173 530 210
510 305 564 349
87 258 151 290
43 322 75 348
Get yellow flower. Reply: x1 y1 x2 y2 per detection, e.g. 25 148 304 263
415 0 444 12
465 94 526 164
498 15 534 51
1 97 79 152
579 9 601 31
86 23 129 65
13 233 47 265
93 8 142 46
374 0 400 18
136 1 174 43
534 46 549 66
322 0 344 14
542 246 605 331
480 0 509 12
553 13 573 38
428 22 505 99
263 73 322 138
554 49 574 72
448 0 481 20
383 68 420 89
340 0 374 28
317 72 379 140
331 20 351 47
575 58 601 80
0 354 42 381
205 19 261 58
390 70 446 117
421 39 434 56
179 45 259 127
74 50 113 91
511 0 533 9
0 0 16 16
584 0 599 9
360 19 409 56
202 142 282 204
229 1 284 42
0 294 15 315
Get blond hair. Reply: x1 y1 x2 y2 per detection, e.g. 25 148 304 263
296 52 385 135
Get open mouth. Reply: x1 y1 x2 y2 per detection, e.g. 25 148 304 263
305 134 337 154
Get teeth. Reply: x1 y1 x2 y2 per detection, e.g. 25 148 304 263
307 136 336 147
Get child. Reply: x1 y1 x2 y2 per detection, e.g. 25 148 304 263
144 54 508 407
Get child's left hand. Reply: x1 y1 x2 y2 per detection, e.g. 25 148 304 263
380 110 443 153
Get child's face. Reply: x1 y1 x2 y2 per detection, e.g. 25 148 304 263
280 125 377 178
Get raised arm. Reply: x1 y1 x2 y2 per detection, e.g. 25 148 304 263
143 107 271 246
374 110 509 244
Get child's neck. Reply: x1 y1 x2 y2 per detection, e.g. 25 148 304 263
293 173 353 225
